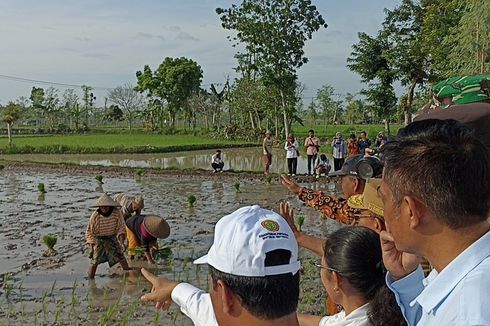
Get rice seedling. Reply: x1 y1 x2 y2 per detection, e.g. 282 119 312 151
264 175 272 184
153 247 172 261
95 174 104 184
37 183 46 193
233 181 240 192
187 194 196 207
42 234 57 255
296 215 305 232
153 311 161 326
135 168 143 176
49 280 57 297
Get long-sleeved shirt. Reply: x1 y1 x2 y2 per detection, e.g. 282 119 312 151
304 136 320 155
171 283 218 326
85 209 126 244
331 139 347 159
386 230 490 326
284 139 299 158
298 188 358 225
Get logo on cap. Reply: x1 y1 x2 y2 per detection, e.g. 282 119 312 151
261 220 280 232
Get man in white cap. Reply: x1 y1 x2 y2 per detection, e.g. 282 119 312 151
140 205 301 326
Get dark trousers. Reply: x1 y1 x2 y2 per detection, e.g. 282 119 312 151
307 154 317 175
212 162 224 171
287 158 297 175
334 158 345 171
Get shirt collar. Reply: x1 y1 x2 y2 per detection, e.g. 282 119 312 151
411 230 490 313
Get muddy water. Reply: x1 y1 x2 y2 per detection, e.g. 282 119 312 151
0 168 341 325
2 147 334 175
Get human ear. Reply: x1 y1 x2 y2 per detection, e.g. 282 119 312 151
403 196 425 230
217 280 236 316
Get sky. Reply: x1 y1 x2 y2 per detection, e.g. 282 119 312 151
0 0 401 105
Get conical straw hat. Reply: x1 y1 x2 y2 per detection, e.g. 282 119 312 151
143 215 170 239
90 193 121 208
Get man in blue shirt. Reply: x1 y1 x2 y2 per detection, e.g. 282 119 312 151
378 119 490 325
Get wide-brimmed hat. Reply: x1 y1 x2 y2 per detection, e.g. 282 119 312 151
347 178 383 216
143 215 170 239
90 193 121 208
133 196 144 211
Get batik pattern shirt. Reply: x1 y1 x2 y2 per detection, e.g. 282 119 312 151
298 188 359 224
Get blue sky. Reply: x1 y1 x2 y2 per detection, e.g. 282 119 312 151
0 0 401 105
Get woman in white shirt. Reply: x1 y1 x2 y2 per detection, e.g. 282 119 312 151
284 133 299 176
297 227 405 326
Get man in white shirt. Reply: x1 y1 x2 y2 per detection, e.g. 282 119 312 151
140 205 301 326
378 119 490 325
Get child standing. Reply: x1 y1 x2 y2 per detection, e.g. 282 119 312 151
85 193 130 278
315 154 331 179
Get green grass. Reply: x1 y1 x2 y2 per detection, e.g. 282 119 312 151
0 134 256 154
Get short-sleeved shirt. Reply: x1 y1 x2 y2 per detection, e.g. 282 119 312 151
263 137 273 155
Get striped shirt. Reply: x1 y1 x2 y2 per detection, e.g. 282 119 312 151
85 209 126 244
112 193 136 219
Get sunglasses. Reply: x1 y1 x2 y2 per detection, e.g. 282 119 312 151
315 263 341 274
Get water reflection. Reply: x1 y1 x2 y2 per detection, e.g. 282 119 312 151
3 147 334 175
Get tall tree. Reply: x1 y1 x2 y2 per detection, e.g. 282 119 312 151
217 0 328 138
1 102 22 146
348 32 397 130
135 57 203 128
107 83 143 130
446 0 490 75
382 0 428 125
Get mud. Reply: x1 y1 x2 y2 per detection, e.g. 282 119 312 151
0 164 342 325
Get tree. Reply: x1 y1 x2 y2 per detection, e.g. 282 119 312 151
316 84 343 125
62 89 80 130
81 85 96 128
1 102 22 146
446 0 490 75
217 0 328 139
343 93 367 124
382 0 429 125
135 57 203 128
43 87 61 132
107 84 143 130
348 32 397 130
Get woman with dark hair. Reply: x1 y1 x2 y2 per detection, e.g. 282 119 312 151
280 201 405 326
298 226 405 326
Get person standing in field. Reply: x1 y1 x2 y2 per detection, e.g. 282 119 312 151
112 193 144 220
347 133 359 157
331 132 347 171
304 129 320 176
263 130 273 175
285 133 299 176
357 131 371 155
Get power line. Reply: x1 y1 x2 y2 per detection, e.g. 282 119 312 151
0 74 114 91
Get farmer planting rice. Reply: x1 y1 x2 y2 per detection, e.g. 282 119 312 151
85 193 130 279
125 214 170 264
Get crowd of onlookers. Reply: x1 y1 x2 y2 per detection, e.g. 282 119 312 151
86 113 490 326
210 129 388 178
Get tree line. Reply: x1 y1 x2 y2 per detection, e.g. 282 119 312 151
1 0 489 146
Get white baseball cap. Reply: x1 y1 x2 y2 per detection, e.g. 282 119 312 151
194 205 300 277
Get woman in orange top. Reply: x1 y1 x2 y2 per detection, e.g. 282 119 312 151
347 133 359 157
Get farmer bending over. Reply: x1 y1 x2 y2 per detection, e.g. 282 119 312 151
126 215 170 264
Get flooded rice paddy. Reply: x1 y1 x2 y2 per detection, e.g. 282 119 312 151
0 165 342 325
1 147 333 175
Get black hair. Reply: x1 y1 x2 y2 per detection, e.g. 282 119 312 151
320 154 327 161
350 133 356 140
308 129 314 133
216 149 221 153
382 119 490 228
209 249 299 319
324 227 405 325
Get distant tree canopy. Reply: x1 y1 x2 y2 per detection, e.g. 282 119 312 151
135 57 203 128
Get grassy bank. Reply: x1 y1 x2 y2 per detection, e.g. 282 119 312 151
0 134 257 154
